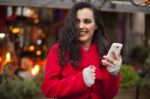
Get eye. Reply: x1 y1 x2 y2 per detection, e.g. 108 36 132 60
84 19 92 24
76 19 80 24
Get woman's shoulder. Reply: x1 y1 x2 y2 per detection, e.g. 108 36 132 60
49 42 60 52
51 42 59 48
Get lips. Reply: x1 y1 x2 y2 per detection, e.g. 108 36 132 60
79 31 87 35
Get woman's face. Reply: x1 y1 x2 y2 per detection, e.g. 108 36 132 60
76 8 97 44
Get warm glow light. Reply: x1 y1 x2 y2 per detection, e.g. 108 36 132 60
29 45 35 51
0 33 5 39
12 27 20 34
26 9 34 15
6 52 11 62
144 0 150 3
36 50 41 56
31 64 40 76
0 57 2 62
23 7 35 17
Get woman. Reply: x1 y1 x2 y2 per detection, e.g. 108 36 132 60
41 2 122 99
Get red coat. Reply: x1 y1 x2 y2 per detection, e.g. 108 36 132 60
41 43 120 99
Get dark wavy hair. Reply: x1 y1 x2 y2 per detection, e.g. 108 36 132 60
58 2 109 67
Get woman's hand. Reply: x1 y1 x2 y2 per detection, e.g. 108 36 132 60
82 65 96 87
101 52 122 76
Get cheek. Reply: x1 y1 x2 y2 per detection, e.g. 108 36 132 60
88 25 96 33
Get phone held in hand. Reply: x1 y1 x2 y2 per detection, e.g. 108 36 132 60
107 43 123 59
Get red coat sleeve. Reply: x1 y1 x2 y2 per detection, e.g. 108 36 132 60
101 68 120 99
41 44 87 98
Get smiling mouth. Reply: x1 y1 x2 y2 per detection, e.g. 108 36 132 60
79 31 87 35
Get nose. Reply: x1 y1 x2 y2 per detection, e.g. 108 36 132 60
79 22 85 29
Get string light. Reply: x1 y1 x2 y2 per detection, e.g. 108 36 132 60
5 52 11 62
11 27 20 34
36 50 41 56
31 64 40 76
0 33 5 39
29 45 35 51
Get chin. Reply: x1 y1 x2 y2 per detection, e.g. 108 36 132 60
79 37 88 42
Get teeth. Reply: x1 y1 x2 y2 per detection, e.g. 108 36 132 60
80 32 86 35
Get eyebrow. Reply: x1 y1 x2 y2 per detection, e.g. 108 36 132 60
76 18 92 20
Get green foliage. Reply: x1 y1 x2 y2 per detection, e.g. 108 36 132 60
0 63 43 99
0 76 42 99
0 78 22 99
120 64 140 89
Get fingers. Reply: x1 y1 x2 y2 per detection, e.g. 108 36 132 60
102 52 122 67
91 72 96 79
83 65 96 87
102 52 122 76
103 55 115 64
88 65 96 78
102 59 114 67
89 65 96 72
112 52 120 61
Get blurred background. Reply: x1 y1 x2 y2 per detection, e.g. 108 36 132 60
0 0 150 99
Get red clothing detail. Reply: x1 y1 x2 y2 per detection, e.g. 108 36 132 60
41 43 120 99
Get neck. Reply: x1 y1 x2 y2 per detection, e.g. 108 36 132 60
80 40 92 49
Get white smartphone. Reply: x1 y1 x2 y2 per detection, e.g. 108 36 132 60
107 43 123 58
